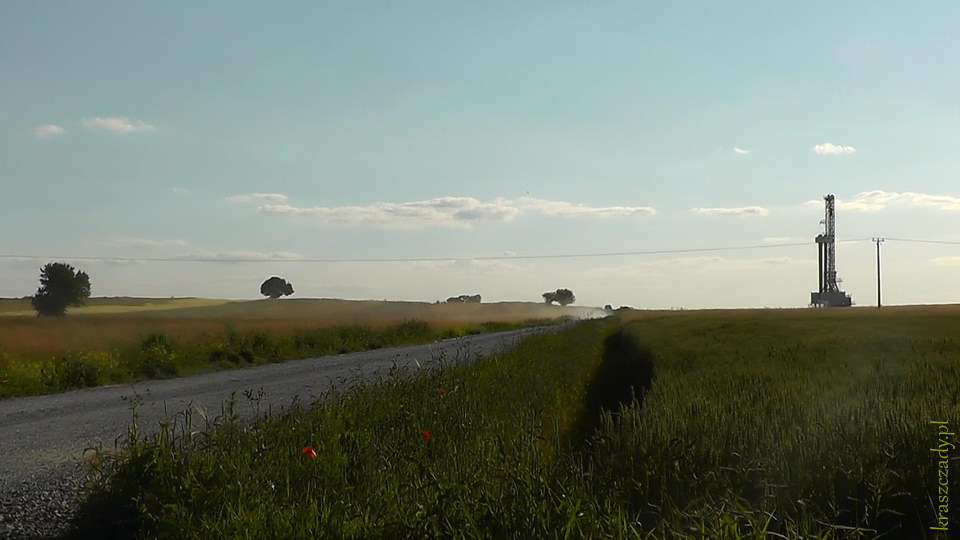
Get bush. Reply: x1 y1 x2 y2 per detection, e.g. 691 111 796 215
140 333 175 352
40 351 122 391
137 346 179 378
250 332 281 362
207 347 248 365
135 334 179 378
61 356 99 388
392 320 431 341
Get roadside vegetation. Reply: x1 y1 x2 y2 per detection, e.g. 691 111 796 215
0 318 557 398
69 311 960 539
69 308 959 537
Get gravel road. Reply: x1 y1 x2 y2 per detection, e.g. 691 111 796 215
0 324 565 539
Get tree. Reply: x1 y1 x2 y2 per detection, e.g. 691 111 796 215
260 276 294 299
31 262 91 316
542 288 575 306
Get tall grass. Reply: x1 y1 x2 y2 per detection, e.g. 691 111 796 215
576 313 960 537
69 309 960 537
70 319 614 538
0 319 558 398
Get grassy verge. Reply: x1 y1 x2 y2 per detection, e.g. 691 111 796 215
69 318 615 538
68 309 960 537
0 318 559 398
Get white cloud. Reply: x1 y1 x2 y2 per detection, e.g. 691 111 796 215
733 146 750 155
177 250 304 262
114 238 190 248
79 258 143 266
172 187 189 195
930 256 960 267
81 116 155 133
813 143 856 155
260 197 517 229
690 206 769 217
256 196 655 230
410 258 526 274
226 193 289 203
33 124 66 137
805 190 960 212
503 197 657 218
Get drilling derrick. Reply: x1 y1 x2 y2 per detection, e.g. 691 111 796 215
810 194 852 307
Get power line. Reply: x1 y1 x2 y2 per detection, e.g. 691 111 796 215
0 239 875 264
885 237 960 246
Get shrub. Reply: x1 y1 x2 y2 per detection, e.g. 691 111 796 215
208 348 242 365
135 334 179 378
40 351 122 390
250 332 281 362
140 333 175 352
393 320 431 341
61 356 100 388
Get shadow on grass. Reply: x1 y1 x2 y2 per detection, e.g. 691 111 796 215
572 329 655 446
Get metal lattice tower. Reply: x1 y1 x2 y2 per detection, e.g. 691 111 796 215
821 194 838 292
811 194 852 307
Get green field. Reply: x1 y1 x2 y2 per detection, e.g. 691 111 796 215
68 307 960 538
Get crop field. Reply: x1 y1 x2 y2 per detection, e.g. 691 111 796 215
68 307 960 538
0 297 597 356
0 297 233 316
0 297 583 398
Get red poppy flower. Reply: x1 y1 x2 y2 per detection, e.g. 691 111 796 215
419 430 431 441
302 445 318 459
438 387 447 398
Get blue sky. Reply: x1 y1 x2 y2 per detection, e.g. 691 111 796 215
3 1 960 308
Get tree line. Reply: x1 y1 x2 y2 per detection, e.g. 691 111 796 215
23 263 578 316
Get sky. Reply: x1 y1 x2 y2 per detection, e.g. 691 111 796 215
2 1 960 309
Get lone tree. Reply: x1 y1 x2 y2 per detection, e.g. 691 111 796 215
542 288 575 306
31 262 91 316
260 276 294 299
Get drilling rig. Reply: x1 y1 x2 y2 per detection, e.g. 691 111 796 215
810 194 852 307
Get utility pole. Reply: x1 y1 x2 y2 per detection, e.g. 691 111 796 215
873 237 884 308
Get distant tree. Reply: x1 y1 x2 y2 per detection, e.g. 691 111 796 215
542 288 575 306
260 276 294 299
446 294 481 303
31 262 91 316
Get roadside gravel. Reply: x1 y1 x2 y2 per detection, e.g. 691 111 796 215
0 324 567 539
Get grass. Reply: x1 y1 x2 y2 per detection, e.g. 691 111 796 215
581 309 960 537
69 307 960 538
0 296 587 398
70 319 616 538
0 297 599 356
0 318 559 398
0 296 231 316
